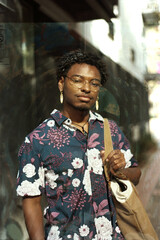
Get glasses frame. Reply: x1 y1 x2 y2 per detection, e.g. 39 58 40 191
64 75 102 92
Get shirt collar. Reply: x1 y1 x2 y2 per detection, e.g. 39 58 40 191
50 109 68 126
89 111 104 123
50 109 104 126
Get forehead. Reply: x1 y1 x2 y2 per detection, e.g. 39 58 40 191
67 63 101 79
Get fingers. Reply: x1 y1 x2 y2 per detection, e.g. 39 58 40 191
110 150 126 172
100 150 108 164
101 149 126 173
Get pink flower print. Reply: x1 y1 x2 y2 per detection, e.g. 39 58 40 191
29 130 45 143
18 143 32 157
65 188 86 211
47 128 70 149
91 175 107 199
60 152 72 160
93 200 109 217
88 133 100 148
109 121 119 136
46 154 64 168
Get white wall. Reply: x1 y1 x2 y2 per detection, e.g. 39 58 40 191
71 0 146 83
118 0 146 82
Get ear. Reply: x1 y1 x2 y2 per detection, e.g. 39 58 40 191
58 77 65 92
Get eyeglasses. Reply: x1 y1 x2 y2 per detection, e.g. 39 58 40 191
65 75 102 92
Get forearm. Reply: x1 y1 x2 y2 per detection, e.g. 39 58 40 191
119 167 141 185
22 196 45 240
101 150 141 186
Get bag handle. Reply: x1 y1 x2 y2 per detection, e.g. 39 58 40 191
104 118 129 181
103 118 113 182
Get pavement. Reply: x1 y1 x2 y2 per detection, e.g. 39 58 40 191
136 149 160 238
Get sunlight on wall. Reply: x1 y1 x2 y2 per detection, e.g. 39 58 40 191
89 19 121 63
149 81 160 145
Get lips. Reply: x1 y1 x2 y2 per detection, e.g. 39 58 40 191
77 95 91 102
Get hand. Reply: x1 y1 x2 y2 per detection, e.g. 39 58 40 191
101 149 126 177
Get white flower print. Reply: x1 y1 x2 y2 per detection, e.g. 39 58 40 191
72 178 80 187
89 111 104 122
17 171 19 178
94 216 112 240
121 149 133 168
94 112 104 121
25 137 30 143
115 226 121 234
44 206 49 216
50 109 58 115
92 234 98 240
43 119 48 123
63 119 75 132
71 158 83 169
47 120 55 127
89 111 97 121
63 124 76 131
38 166 45 188
83 168 92 195
46 170 59 189
23 164 36 178
47 225 62 240
67 234 72 238
73 233 80 240
79 224 90 237
16 180 41 196
68 169 73 177
87 148 103 174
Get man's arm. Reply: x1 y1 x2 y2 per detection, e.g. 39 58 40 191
117 167 141 185
22 195 45 240
101 149 141 185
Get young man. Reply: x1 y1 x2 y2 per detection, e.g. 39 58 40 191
16 49 141 240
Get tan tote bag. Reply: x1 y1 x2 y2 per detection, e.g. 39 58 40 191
103 118 158 240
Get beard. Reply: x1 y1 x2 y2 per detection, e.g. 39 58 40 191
63 96 95 112
74 105 90 111
70 101 93 112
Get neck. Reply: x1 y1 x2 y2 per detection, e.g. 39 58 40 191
61 106 90 123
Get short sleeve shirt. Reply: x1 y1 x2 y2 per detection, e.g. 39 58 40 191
16 109 138 240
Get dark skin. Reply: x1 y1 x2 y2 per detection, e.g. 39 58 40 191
101 150 141 185
22 63 141 240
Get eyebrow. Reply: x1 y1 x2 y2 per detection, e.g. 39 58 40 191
71 74 101 82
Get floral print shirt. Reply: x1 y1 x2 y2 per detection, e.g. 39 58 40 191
16 109 138 240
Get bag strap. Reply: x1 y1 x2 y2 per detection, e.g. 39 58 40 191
103 118 113 182
104 118 129 181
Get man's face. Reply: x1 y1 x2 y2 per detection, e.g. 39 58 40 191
58 63 101 111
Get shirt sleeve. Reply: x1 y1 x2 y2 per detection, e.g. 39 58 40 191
109 120 138 168
16 135 45 197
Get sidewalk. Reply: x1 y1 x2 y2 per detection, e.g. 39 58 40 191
136 149 160 237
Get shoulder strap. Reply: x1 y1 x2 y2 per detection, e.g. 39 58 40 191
103 118 113 181
103 118 113 158
104 118 129 181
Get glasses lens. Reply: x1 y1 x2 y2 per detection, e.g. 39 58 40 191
66 76 101 91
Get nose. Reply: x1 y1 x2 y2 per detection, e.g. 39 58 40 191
81 81 91 92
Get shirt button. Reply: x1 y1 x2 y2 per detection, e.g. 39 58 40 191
67 119 71 124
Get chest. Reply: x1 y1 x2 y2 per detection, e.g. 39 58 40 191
40 122 105 174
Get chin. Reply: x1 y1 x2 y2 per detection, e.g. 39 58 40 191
75 104 94 111
67 100 95 111
77 107 90 111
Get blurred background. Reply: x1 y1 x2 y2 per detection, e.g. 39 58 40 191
0 0 160 239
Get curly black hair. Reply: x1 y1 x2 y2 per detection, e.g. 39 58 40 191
56 49 108 85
